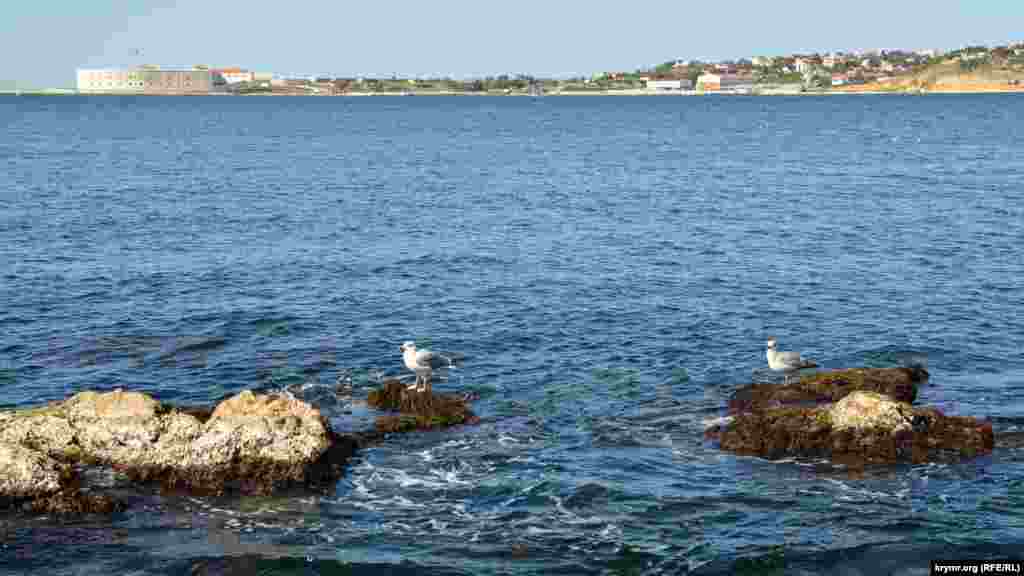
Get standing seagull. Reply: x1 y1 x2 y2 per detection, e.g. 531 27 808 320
400 341 441 394
766 337 817 384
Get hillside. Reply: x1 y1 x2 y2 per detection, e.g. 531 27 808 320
835 59 1024 93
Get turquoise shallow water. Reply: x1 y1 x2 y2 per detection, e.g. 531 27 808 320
1 94 1023 575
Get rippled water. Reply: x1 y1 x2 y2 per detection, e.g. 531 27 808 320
2 94 1023 575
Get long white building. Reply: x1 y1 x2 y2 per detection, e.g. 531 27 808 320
76 67 213 94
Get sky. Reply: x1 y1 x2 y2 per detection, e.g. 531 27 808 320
2 0 1024 88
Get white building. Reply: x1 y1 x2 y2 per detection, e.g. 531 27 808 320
795 58 816 74
77 67 212 94
644 79 693 91
823 54 844 69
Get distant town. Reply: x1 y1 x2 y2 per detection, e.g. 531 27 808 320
9 42 1024 96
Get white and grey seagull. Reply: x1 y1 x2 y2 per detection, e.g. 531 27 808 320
400 341 448 394
766 337 817 384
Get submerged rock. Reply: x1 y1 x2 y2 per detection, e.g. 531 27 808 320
709 390 993 464
367 379 477 433
728 367 927 414
0 388 362 511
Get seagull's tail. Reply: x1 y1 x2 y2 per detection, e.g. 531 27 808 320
799 359 818 369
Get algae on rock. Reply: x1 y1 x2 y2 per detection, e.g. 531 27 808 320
728 367 927 414
367 379 477 433
710 390 993 465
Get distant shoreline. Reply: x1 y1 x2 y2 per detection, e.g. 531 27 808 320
3 87 1024 97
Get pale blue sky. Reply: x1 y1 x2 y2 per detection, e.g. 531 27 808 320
3 0 1023 87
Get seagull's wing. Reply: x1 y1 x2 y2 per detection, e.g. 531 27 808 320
422 350 463 370
777 351 801 367
780 351 816 369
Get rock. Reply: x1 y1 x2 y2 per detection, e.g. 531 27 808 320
28 489 126 515
118 391 340 495
0 411 78 460
728 367 926 414
367 379 477 433
65 389 160 420
0 442 65 500
209 389 322 421
65 390 164 460
709 391 993 465
829 391 912 432
0 441 125 515
0 388 361 503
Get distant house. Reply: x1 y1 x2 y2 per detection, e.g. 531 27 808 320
697 73 754 92
213 68 254 84
831 74 849 86
644 78 693 91
795 58 816 74
823 54 845 68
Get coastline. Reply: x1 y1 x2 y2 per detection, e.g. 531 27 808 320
5 86 1024 97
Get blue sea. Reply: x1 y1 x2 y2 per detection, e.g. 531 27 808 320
1 94 1023 575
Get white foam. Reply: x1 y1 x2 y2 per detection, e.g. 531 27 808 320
702 415 734 430
430 466 471 486
826 478 904 502
498 435 521 446
599 523 622 540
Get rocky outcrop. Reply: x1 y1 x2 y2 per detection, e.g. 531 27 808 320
708 390 994 464
728 367 927 414
0 442 64 500
367 379 477 433
0 441 125 515
0 389 362 510
116 390 348 495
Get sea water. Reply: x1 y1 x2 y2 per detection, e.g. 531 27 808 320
1 94 1023 574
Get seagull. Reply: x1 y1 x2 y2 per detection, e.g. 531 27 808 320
400 341 444 394
766 337 817 384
